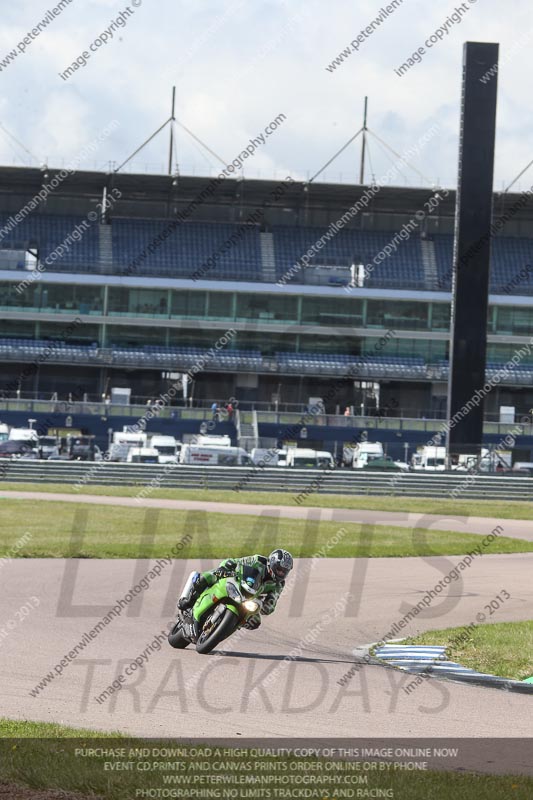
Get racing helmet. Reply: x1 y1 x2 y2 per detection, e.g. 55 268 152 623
268 549 293 581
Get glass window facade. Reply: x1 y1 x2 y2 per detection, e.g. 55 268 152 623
207 292 233 319
2 320 36 337
109 287 168 316
431 303 451 331
0 281 40 310
493 306 533 336
488 342 533 364
301 297 363 326
236 293 298 322
40 284 103 314
171 290 206 318
361 337 447 361
3 279 533 366
39 322 99 343
106 325 168 347
366 300 429 330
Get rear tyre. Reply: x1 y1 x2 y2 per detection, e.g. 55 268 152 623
196 607 239 654
168 620 190 649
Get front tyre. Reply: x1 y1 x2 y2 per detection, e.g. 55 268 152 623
168 620 190 649
196 606 239 654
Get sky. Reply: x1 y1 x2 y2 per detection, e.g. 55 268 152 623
1 0 532 191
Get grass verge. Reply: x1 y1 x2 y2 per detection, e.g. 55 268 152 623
1 499 532 558
0 720 532 799
1 480 533 520
404 621 533 681
0 719 121 738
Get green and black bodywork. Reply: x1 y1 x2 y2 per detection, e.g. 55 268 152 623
168 555 286 654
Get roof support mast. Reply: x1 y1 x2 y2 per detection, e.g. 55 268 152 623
168 86 176 175
114 87 225 175
359 96 368 185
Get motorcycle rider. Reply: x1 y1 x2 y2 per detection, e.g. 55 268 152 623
178 549 294 630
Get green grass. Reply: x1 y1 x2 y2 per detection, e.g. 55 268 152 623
0 718 121 738
2 480 533 520
0 720 532 799
404 621 533 681
1 498 533 559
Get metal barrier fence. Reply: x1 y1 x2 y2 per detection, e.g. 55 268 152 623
0 461 532 501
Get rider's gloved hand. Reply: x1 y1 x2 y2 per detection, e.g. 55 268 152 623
215 559 237 578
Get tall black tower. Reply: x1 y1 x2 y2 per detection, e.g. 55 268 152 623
447 41 499 457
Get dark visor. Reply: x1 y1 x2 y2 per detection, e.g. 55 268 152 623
273 564 289 578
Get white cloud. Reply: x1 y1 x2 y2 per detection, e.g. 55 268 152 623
0 0 530 187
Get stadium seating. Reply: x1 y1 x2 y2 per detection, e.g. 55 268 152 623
112 218 262 280
432 233 533 294
2 212 533 295
2 336 533 382
276 352 428 378
273 226 427 289
0 214 100 269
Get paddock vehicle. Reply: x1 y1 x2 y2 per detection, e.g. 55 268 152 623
352 441 384 469
277 449 289 467
0 440 38 459
108 430 147 462
67 435 98 461
512 461 533 475
251 447 280 467
39 436 60 460
286 448 334 469
149 435 180 464
8 428 39 449
362 456 404 471
316 450 335 469
168 566 262 654
179 444 251 466
195 434 231 447
412 445 446 471
126 447 160 464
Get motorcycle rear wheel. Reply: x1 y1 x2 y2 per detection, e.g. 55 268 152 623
196 607 239 654
168 620 190 649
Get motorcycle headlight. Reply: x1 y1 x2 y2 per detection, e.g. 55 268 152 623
243 600 259 614
226 580 242 602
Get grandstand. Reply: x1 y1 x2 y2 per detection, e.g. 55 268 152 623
1 165 533 457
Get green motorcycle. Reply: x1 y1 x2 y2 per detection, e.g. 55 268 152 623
168 565 262 654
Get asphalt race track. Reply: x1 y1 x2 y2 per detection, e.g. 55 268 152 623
1 491 532 773
2 557 533 739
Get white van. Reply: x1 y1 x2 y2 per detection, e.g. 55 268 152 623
316 450 335 469
413 446 446 471
251 448 280 467
108 430 147 462
286 449 330 469
195 434 231 447
512 461 533 474
352 442 384 469
8 428 39 449
150 435 179 464
127 447 160 464
39 435 60 460
180 444 251 466
277 449 289 467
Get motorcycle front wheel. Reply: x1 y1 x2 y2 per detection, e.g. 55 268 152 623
196 606 239 654
168 620 190 649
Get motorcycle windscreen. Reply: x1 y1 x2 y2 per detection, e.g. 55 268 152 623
240 565 261 595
